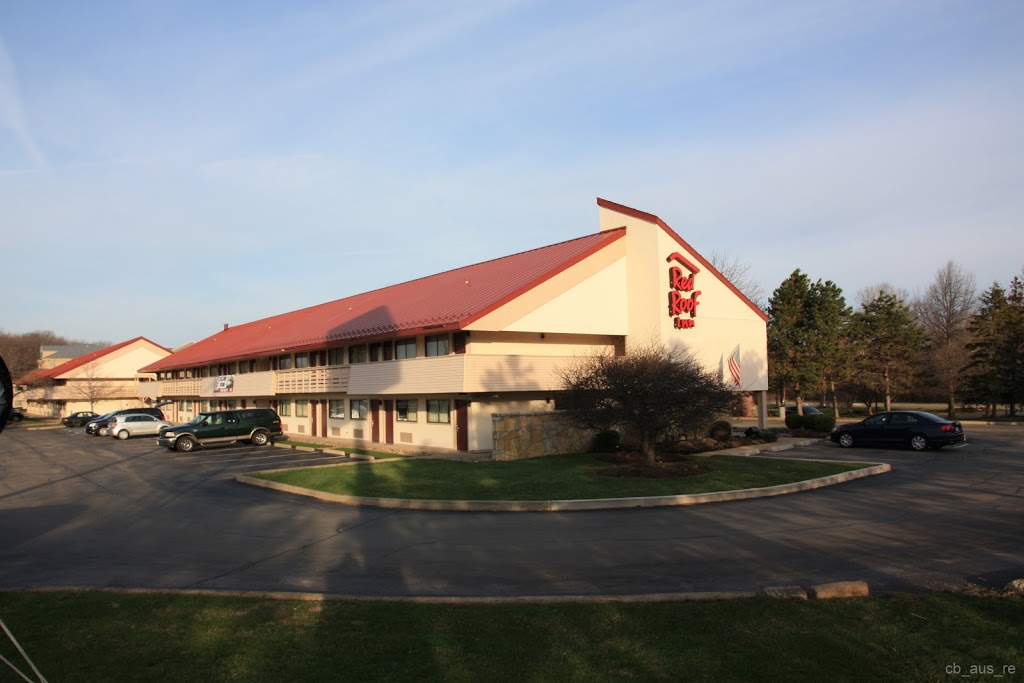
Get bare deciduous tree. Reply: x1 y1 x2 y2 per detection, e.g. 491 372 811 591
913 261 976 418
559 342 733 465
707 251 766 312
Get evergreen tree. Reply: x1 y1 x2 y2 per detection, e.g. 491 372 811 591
851 291 926 411
768 270 815 411
807 279 853 419
965 283 1008 416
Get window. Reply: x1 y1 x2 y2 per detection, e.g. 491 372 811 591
425 334 449 357
294 354 309 369
278 400 291 417
395 338 416 359
295 400 309 417
185 400 193 411
329 400 346 418
350 399 368 420
349 345 367 364
396 399 417 422
227 400 236 410
427 399 450 424
278 355 292 370
328 347 345 365
238 361 248 374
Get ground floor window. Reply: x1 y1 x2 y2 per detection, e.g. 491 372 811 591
329 400 345 418
396 399 417 421
185 400 193 411
295 400 309 417
426 399 450 424
278 400 291 417
350 399 368 419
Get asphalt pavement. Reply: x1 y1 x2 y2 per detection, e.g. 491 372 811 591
0 424 1020 597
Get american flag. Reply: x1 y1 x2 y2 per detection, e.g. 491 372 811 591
727 345 741 387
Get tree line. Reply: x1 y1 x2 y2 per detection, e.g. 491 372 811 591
767 261 1024 419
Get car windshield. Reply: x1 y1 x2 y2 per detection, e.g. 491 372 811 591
188 414 210 425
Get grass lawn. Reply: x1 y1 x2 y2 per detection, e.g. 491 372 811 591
251 453 868 501
0 591 1020 682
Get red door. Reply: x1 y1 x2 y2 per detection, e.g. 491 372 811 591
320 400 329 437
455 400 469 451
311 400 318 436
384 400 394 444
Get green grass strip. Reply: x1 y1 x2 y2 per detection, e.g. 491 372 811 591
0 591 1020 682
252 453 867 500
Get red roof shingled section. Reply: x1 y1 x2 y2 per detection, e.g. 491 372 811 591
15 337 168 384
141 229 627 373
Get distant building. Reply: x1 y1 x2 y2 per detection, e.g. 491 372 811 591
17 338 171 418
38 343 107 369
140 199 769 452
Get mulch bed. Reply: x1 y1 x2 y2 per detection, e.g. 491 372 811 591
595 451 712 478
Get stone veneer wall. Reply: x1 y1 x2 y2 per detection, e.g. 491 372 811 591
491 411 593 461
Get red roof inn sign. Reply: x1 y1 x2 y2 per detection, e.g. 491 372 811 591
667 252 701 330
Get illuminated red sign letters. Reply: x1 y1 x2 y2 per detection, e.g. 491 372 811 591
666 252 701 330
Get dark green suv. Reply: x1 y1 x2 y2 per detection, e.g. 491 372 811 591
157 408 282 452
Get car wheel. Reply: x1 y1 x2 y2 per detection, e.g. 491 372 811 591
837 432 854 448
910 434 928 451
99 427 109 436
117 430 130 440
250 430 270 446
175 435 197 452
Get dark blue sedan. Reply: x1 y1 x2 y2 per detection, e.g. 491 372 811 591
830 410 965 451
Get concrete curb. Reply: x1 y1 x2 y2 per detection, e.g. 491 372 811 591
0 585 763 604
6 583 873 603
235 459 891 512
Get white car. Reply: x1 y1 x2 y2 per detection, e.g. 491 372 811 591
108 413 172 440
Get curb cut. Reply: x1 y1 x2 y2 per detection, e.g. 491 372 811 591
235 460 892 512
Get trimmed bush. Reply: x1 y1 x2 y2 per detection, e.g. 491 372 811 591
760 428 782 442
784 413 803 429
591 430 621 452
805 413 836 432
708 420 732 441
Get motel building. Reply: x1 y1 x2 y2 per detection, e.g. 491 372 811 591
138 199 769 454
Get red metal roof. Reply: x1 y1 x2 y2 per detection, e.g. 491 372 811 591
15 337 168 385
141 229 627 373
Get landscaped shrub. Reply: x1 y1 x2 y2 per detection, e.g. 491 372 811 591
805 413 836 432
591 430 621 452
784 413 803 430
759 428 782 442
708 420 732 441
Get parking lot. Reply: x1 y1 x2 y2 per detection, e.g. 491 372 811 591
56 426 353 479
1 423 1021 598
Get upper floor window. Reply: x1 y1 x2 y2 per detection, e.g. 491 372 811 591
278 355 292 370
328 347 345 365
425 334 449 357
349 345 367 364
395 338 416 359
294 354 309 369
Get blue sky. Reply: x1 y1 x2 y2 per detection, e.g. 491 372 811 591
2 0 1022 348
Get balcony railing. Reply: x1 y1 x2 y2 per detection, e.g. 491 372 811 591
274 366 349 394
137 355 569 401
